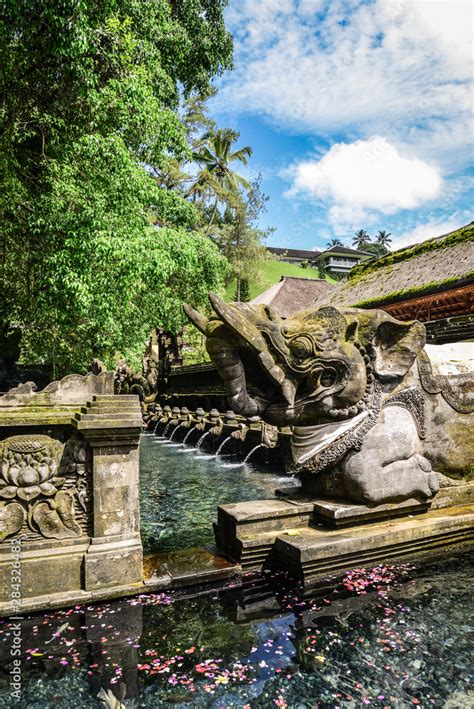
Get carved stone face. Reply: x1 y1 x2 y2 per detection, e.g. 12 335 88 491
184 294 426 428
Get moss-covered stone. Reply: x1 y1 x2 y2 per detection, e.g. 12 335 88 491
353 272 474 308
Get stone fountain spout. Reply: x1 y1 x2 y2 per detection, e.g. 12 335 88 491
184 296 473 506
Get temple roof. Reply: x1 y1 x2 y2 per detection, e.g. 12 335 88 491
251 276 334 318
319 222 474 310
318 245 373 257
267 247 321 259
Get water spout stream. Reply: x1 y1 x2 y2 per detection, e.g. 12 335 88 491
243 444 264 465
215 435 233 458
169 422 184 441
182 427 195 445
196 430 211 450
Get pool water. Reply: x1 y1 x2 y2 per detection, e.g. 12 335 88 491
0 554 472 707
139 432 298 554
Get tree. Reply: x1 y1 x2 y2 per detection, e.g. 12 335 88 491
353 230 371 249
327 238 343 247
1 0 233 375
235 278 250 302
316 260 328 279
192 129 252 232
361 242 389 258
376 230 392 248
214 178 272 296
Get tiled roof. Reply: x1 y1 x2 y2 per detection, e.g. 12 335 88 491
319 246 373 257
267 247 321 259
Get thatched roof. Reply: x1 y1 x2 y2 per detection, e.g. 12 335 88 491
251 276 334 317
319 222 474 309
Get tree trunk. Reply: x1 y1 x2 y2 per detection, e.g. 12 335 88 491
205 195 219 235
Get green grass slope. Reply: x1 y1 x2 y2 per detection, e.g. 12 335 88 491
225 260 336 301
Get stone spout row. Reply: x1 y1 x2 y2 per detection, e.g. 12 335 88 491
143 404 286 466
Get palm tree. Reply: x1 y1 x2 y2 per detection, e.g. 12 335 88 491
376 230 392 247
327 238 343 247
352 229 370 249
192 129 252 233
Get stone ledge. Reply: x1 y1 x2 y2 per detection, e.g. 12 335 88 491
273 504 474 586
311 496 430 527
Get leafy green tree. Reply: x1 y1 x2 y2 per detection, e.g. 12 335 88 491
234 278 250 302
1 0 232 375
352 229 371 249
317 260 328 279
215 177 271 294
360 242 389 258
192 129 252 232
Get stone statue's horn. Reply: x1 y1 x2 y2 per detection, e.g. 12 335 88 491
208 292 266 353
183 303 209 334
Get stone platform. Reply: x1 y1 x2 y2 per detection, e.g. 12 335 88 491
214 487 474 586
274 505 473 587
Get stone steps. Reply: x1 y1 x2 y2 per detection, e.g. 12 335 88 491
273 506 474 587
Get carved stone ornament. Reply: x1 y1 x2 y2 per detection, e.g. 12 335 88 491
417 350 473 414
184 294 473 494
0 435 64 502
288 379 382 474
384 387 427 439
0 434 91 542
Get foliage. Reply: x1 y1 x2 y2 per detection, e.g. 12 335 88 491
1 0 233 375
327 238 343 247
234 278 250 302
182 325 210 365
352 229 370 249
192 128 252 232
376 230 392 247
317 261 328 279
214 177 272 292
362 242 389 258
299 259 309 269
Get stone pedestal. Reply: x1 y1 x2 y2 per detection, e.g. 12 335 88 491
274 505 474 587
0 375 144 614
214 487 474 584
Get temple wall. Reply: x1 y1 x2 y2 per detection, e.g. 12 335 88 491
0 373 143 614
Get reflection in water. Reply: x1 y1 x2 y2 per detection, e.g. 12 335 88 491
139 433 298 554
0 555 472 707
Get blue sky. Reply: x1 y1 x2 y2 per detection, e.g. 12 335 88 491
210 0 473 252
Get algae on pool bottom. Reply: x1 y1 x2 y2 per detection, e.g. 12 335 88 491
0 554 472 707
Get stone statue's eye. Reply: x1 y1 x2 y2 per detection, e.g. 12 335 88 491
320 368 337 387
289 336 312 360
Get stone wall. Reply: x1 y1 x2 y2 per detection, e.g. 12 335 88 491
0 373 143 614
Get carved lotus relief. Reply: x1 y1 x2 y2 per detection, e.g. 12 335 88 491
0 434 90 542
0 435 65 502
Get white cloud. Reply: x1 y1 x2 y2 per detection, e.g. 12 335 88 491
391 218 464 250
286 136 442 231
220 0 473 171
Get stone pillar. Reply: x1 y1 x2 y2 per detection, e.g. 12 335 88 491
76 395 143 591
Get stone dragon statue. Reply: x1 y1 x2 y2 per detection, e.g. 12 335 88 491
184 294 473 505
